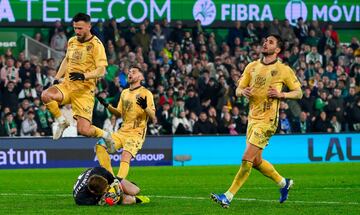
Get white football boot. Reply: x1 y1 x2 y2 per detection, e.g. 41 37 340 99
53 117 70 140
103 132 116 154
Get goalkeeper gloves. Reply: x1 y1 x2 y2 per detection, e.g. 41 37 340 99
136 96 147 109
69 72 85 81
99 191 120 206
110 178 123 196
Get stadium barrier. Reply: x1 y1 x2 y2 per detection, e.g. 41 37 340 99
0 134 359 169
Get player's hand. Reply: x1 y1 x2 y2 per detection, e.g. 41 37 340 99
268 86 284 99
69 72 85 81
97 96 109 108
53 79 60 85
242 87 253 99
110 178 123 196
136 96 147 109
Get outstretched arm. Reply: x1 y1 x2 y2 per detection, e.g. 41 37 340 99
97 96 122 118
107 105 122 118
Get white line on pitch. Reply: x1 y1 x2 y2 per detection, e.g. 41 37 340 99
13 187 360 192
243 187 360 190
0 193 358 205
149 195 360 205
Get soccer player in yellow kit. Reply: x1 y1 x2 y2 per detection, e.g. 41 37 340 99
41 13 112 143
95 66 156 179
211 34 303 208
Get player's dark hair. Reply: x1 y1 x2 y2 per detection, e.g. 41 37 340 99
267 34 284 53
88 175 108 195
130 65 143 74
72 13 91 23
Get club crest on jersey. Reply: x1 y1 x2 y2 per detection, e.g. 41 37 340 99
86 45 93 51
72 50 82 60
271 70 278 77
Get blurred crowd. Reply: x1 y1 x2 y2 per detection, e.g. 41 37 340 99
0 17 360 137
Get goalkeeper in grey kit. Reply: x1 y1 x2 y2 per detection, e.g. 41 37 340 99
73 167 149 205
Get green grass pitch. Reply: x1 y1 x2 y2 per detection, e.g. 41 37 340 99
0 163 359 215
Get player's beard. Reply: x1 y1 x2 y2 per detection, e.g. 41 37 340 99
76 34 86 42
262 50 276 56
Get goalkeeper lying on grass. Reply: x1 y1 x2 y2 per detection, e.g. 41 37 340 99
73 167 149 206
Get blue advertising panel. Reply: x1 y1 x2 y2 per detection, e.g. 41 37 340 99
264 133 360 163
173 134 360 166
0 136 173 169
173 136 245 166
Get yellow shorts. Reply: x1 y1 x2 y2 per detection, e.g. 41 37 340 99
246 122 277 149
54 82 95 121
112 131 144 157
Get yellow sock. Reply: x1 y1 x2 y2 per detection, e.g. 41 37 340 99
95 145 114 175
228 160 253 195
45 100 61 118
117 161 130 179
91 125 104 138
254 160 283 184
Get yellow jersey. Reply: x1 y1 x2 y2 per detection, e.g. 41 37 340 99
64 35 107 91
238 59 301 125
116 86 155 136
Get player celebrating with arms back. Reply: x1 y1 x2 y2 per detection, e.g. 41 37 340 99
41 13 112 143
211 34 303 208
96 66 156 179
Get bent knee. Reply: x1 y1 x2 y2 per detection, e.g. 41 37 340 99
252 157 263 168
41 87 63 104
77 125 92 136
41 88 60 103
242 155 256 163
127 186 140 196
133 187 140 195
41 90 51 103
78 128 91 136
